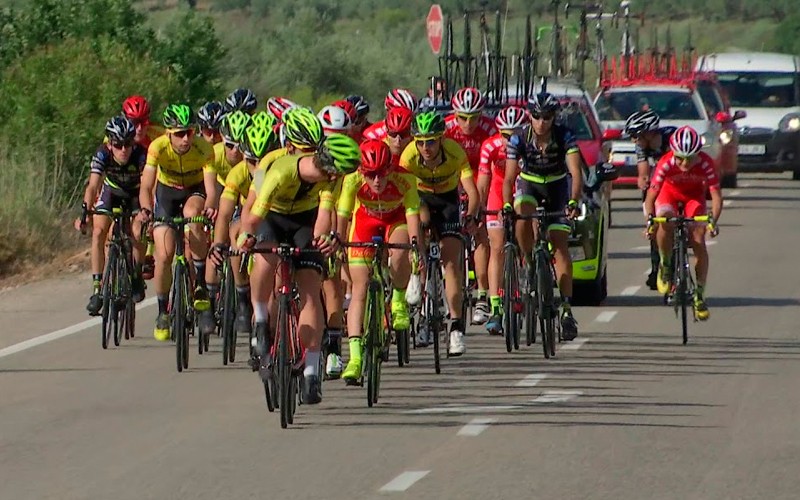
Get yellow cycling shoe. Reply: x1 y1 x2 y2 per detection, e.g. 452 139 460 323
153 313 171 342
193 286 211 312
342 357 362 382
656 265 671 295
391 299 410 331
694 296 710 321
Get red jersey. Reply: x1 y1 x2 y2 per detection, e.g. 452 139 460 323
363 120 387 142
445 114 497 173
650 151 720 199
478 134 508 211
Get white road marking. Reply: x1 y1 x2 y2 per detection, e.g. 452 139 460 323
380 471 430 492
516 374 548 387
620 286 641 296
531 390 583 404
707 240 718 246
458 417 497 436
560 338 589 351
729 190 740 196
408 404 522 414
723 199 733 207
740 182 752 188
0 297 157 359
593 311 618 323
631 245 651 251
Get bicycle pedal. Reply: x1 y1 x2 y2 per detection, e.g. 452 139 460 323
344 378 362 387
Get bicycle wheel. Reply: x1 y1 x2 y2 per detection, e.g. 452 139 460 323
364 283 378 407
676 235 689 345
113 252 129 347
277 295 292 428
524 258 537 346
172 265 187 372
502 244 520 353
221 262 237 365
100 246 118 350
396 325 408 367
536 248 555 359
426 265 442 374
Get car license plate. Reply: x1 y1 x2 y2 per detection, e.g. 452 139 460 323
738 144 766 155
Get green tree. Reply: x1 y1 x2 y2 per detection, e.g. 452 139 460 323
770 13 800 55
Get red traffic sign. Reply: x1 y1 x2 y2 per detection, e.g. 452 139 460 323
426 4 444 55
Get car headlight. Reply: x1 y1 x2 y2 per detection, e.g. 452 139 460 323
719 129 734 145
569 246 586 262
779 113 800 132
700 132 713 147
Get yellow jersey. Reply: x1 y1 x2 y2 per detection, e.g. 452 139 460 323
146 135 214 188
337 170 420 220
399 138 473 194
252 154 341 218
221 160 253 204
209 142 238 186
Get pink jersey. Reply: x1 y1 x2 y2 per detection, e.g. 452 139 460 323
445 114 497 171
649 151 720 199
363 120 387 142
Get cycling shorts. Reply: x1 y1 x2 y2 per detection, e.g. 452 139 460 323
485 177 519 229
94 183 140 215
255 208 323 273
420 189 461 239
514 176 571 233
153 181 205 221
347 206 407 265
655 184 706 219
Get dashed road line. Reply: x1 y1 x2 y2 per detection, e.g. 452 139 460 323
620 285 641 296
593 311 618 323
560 338 589 351
408 404 522 414
728 190 740 197
531 390 583 404
380 471 430 492
516 374 548 387
723 199 733 207
457 417 497 436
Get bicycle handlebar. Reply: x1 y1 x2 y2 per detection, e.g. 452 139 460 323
651 215 711 224
152 215 211 226
341 240 415 251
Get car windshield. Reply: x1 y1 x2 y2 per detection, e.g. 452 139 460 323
596 90 703 121
715 72 800 108
557 102 594 140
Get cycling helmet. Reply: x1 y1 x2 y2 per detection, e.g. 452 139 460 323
266 96 297 121
317 133 361 175
359 140 393 175
162 104 194 130
385 88 418 112
318 105 352 135
527 92 561 116
224 87 258 114
346 95 370 118
251 110 276 130
385 107 414 134
122 95 150 123
452 87 486 114
669 126 703 157
411 110 445 137
282 106 323 150
624 110 661 137
495 105 529 131
332 99 358 122
105 116 136 144
241 123 278 161
219 110 251 143
197 101 226 130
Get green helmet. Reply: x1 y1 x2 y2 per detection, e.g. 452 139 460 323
220 110 251 143
317 133 361 175
283 106 323 150
251 110 275 130
241 123 278 161
411 110 445 138
162 104 194 130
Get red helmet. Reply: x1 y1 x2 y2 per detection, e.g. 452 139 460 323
385 107 413 135
332 99 358 122
122 95 150 123
669 126 703 157
266 96 297 121
384 88 418 112
495 105 529 130
359 140 393 175
452 87 486 114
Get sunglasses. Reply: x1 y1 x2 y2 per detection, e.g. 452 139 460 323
674 154 696 162
132 119 148 128
172 129 194 138
224 140 239 150
414 137 439 146
387 130 410 139
500 130 515 139
456 112 480 121
530 113 556 121
111 140 134 149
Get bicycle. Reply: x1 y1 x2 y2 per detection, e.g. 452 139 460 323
342 237 415 407
650 205 712 345
83 204 139 349
152 215 210 373
217 255 237 365
243 244 321 429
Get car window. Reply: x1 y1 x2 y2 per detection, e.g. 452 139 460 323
596 90 703 121
557 102 594 140
715 72 800 107
696 81 724 114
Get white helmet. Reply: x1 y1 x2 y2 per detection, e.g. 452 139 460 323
317 105 352 135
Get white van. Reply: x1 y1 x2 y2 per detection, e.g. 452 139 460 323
696 52 800 180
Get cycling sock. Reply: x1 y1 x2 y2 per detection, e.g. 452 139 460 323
157 294 169 315
392 288 406 304
562 297 572 312
451 319 465 332
326 331 342 356
146 241 154 256
192 260 206 288
304 351 320 377
658 251 671 268
696 284 705 298
254 302 269 322
348 337 362 360
236 286 251 306
92 274 102 294
489 295 502 314
207 284 219 312
477 289 487 300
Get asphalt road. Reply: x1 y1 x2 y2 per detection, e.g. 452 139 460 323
2 173 799 500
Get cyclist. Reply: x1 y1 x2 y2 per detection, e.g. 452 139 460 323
478 105 529 334
199 110 250 337
346 94 371 142
138 104 217 342
644 126 722 320
197 101 226 145
318 105 353 136
266 96 297 122
363 88 419 142
503 93 583 340
121 95 164 149
445 87 498 325
400 110 479 355
384 106 414 165
238 133 361 405
81 116 147 315
224 87 258 115
210 119 279 335
624 109 676 290
337 139 421 383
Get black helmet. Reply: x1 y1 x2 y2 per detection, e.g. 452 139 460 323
197 101 226 130
105 115 136 144
224 88 258 114
624 110 661 137
527 92 561 116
